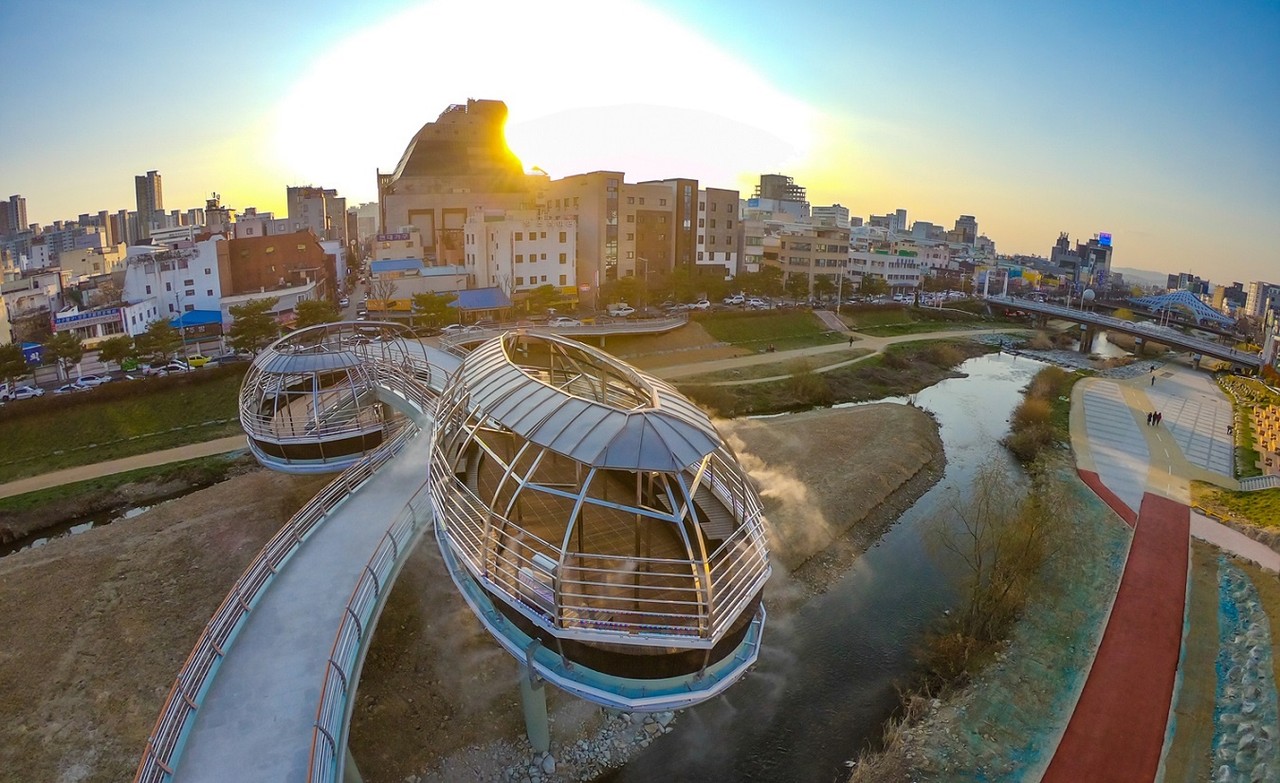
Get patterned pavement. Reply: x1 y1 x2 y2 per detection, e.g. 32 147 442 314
1145 370 1234 476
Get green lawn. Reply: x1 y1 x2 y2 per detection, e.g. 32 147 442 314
677 348 874 383
1193 482 1280 529
0 368 246 483
839 304 996 336
0 454 243 515
698 310 845 351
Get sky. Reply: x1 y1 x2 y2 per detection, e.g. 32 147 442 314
2 0 1277 283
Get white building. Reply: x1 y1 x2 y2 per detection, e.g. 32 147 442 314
695 187 739 279
464 209 577 306
121 236 226 335
234 207 293 239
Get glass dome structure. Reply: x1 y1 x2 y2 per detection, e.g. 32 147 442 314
429 331 771 707
239 321 438 473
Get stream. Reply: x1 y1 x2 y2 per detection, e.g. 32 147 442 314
606 351 1051 782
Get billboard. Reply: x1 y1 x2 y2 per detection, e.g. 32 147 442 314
376 232 411 242
1098 232 1112 247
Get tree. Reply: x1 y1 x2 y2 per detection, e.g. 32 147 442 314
96 335 135 368
784 272 810 302
813 274 838 303
601 276 643 308
525 284 561 315
136 318 183 361
757 265 784 298
1111 307 1136 321
859 276 888 297
368 278 399 312
411 291 458 326
0 343 28 389
294 299 341 329
46 332 84 379
227 298 280 354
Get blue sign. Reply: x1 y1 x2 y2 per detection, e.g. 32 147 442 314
22 342 42 365
54 307 122 326
1099 232 1112 247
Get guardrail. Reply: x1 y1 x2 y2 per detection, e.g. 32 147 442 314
134 418 420 783
308 476 436 783
437 313 689 354
1240 475 1280 491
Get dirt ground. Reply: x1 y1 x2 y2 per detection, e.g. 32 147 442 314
0 470 331 783
0 402 942 783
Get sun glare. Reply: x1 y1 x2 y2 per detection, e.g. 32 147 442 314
272 0 819 201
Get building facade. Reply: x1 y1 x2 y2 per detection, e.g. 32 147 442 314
135 170 164 241
463 209 577 307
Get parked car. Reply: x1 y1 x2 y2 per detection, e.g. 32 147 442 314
689 299 711 310
723 294 744 305
746 297 768 309
606 304 636 317
547 316 583 327
441 323 481 334
187 354 211 368
54 382 91 394
2 384 44 401
338 297 350 308
162 361 192 373
76 374 112 387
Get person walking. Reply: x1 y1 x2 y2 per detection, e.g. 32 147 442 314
1151 375 1156 386
1156 411 1162 425
1147 412 1154 425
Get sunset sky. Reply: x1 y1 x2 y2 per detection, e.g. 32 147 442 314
2 0 1277 282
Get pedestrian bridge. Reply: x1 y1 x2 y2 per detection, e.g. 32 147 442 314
136 321 770 783
986 295 1262 371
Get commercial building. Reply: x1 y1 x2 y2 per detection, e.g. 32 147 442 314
1245 281 1280 319
463 209 577 309
287 186 347 244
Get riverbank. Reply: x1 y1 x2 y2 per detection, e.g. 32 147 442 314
0 401 944 783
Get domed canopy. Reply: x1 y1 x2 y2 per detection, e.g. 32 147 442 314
454 333 719 472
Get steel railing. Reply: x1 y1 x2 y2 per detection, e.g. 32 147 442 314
136 334 437 783
427 445 769 647
437 314 690 353
307 477 436 783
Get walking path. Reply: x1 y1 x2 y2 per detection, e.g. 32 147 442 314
0 435 247 500
1045 361 1277 782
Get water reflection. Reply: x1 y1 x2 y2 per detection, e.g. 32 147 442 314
607 352 1047 782
1 502 158 557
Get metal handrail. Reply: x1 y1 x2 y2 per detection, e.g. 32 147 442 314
307 477 436 783
135 402 422 783
437 313 690 351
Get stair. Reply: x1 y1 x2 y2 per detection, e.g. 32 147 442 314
693 484 737 542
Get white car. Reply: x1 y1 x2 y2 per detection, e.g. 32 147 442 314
3 384 44 401
746 297 768 309
689 300 711 310
441 324 481 334
76 374 112 387
547 316 583 327
54 382 91 394
607 305 636 318
723 294 744 305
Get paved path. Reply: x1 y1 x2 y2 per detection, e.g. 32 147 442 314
0 435 247 499
173 430 432 782
1047 362 1275 781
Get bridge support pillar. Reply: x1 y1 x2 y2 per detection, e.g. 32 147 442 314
1134 337 1145 358
1079 324 1095 355
343 745 365 783
520 643 551 753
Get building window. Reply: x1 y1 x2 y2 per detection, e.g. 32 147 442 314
185 289 195 296
515 232 523 241
559 253 567 263
709 219 716 229
165 282 171 291
516 254 524 263
727 220 733 229
559 274 567 285
540 253 547 260
626 215 634 223
541 232 546 239
626 233 634 241
698 218 705 228
639 197 645 205
627 196 635 204
698 235 704 244
711 203 717 211
558 231 567 243
697 251 704 261
183 278 194 286
659 199 667 206
145 285 151 295
204 268 211 275
626 251 635 259
540 275 547 282
516 276 524 286
207 289 213 296
699 202 705 211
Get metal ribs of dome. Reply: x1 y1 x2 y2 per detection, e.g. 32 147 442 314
454 332 721 472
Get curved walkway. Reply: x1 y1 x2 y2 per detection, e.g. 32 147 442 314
1045 362 1278 782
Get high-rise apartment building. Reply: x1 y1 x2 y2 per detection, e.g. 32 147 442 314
1245 281 1280 318
135 170 163 240
0 195 28 237
811 204 850 229
953 215 978 244
287 186 348 244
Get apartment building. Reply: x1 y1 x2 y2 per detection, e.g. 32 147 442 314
287 185 347 244
463 209 577 307
121 236 227 334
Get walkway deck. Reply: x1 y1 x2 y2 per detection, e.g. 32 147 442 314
172 431 433 782
1049 362 1273 781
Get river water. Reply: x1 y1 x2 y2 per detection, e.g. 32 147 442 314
607 351 1049 782
0 502 163 557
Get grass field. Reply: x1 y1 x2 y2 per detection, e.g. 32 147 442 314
0 368 246 483
697 310 845 351
676 349 874 384
1192 481 1280 528
839 304 991 336
0 454 242 515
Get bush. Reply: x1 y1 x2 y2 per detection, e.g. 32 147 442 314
922 344 964 367
683 385 737 418
1028 331 1053 351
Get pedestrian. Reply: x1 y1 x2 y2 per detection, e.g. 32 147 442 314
1147 412 1153 425
1156 412 1162 425
1151 375 1156 386
848 335 855 347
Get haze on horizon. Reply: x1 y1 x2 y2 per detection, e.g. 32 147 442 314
2 0 1276 283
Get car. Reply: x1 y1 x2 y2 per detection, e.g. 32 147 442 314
746 297 768 309
2 384 44 401
441 323 481 334
723 294 745 305
689 299 711 310
54 382 91 394
162 361 192 373
547 316 583 327
76 374 112 387
186 354 211 368
606 304 636 317
338 297 350 307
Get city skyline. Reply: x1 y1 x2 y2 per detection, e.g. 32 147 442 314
2 0 1276 282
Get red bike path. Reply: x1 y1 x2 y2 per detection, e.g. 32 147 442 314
1042 482 1190 782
